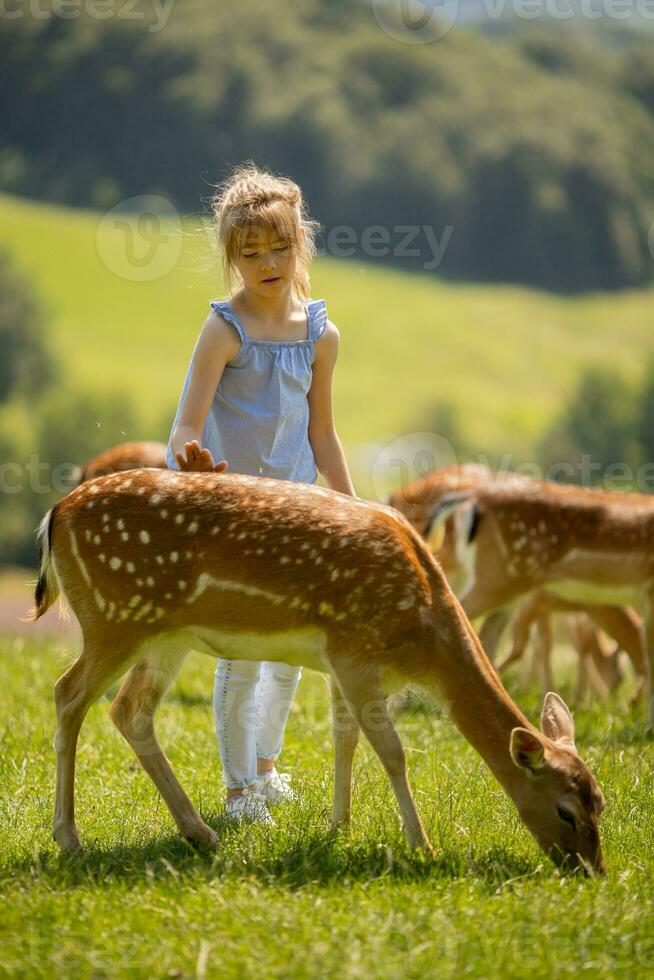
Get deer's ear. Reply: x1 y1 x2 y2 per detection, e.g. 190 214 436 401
540 692 576 749
510 728 546 776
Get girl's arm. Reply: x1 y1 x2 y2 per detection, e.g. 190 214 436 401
170 314 239 471
307 322 357 497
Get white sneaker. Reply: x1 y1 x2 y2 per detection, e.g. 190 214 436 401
225 786 275 826
253 768 297 806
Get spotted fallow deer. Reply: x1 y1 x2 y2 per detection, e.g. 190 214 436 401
77 441 168 484
390 465 645 694
428 479 654 725
28 468 605 872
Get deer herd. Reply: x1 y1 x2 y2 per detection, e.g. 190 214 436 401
30 439 654 875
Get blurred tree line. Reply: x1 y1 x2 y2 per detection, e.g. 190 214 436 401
538 364 654 489
1 1 653 293
0 251 173 567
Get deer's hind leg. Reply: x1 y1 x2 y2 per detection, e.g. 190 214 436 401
109 639 218 848
328 651 432 855
53 639 134 853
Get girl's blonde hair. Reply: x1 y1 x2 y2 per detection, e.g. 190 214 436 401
211 162 320 301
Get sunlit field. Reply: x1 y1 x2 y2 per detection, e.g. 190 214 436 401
1 624 653 978
2 191 654 499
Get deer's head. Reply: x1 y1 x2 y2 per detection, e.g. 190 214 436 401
510 692 606 874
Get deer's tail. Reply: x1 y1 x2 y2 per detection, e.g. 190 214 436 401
24 507 61 623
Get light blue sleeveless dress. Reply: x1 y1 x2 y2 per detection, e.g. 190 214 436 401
166 298 329 482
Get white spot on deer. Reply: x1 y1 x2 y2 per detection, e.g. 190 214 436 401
256 548 264 555
69 530 91 586
164 592 172 600
137 487 146 496
170 551 179 563
335 612 347 621
330 569 340 581
538 520 546 532
301 542 310 551
84 529 92 542
128 595 142 608
321 538 330 549
315 556 323 565
118 609 131 621
160 509 168 519
175 514 184 525
86 501 95 509
93 534 101 545
228 521 237 531
88 484 99 494
117 519 125 531
280 556 290 564
146 576 155 587
139 530 150 544
318 601 335 617
121 532 129 542
109 557 122 571
102 513 110 524
398 594 415 610
187 521 199 534
178 580 186 590
99 553 106 563
126 562 135 573
185 550 192 559
94 590 106 611
184 572 286 607
133 601 153 621
156 555 164 565
136 578 144 587
514 536 527 551
211 526 220 535
237 531 247 541
150 494 161 505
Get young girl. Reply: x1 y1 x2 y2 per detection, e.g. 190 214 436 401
166 163 356 824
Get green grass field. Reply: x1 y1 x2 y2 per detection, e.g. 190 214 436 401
1 632 653 978
2 192 654 499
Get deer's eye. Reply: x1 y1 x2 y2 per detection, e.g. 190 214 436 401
557 805 577 830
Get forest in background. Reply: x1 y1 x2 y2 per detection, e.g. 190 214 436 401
1 0 654 292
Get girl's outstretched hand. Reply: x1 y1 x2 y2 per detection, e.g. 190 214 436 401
175 439 228 474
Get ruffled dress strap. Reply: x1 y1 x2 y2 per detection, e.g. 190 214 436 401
308 299 328 342
209 300 249 344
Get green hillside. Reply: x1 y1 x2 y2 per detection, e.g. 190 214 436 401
2 191 653 498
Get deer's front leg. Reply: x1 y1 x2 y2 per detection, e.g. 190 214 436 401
329 659 433 855
329 675 360 830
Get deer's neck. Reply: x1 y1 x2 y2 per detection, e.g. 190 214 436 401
429 603 531 798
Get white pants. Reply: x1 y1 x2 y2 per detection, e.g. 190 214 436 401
213 658 302 790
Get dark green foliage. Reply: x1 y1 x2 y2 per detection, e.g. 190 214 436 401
0 248 59 403
1 3 653 291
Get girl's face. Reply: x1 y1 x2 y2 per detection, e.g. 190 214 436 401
233 224 302 298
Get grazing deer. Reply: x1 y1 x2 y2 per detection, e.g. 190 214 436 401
497 589 630 700
77 441 168 484
391 465 644 694
29 468 605 872
428 480 653 724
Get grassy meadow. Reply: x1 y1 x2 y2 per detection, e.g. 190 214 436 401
2 192 654 499
1 632 654 978
1 191 654 976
